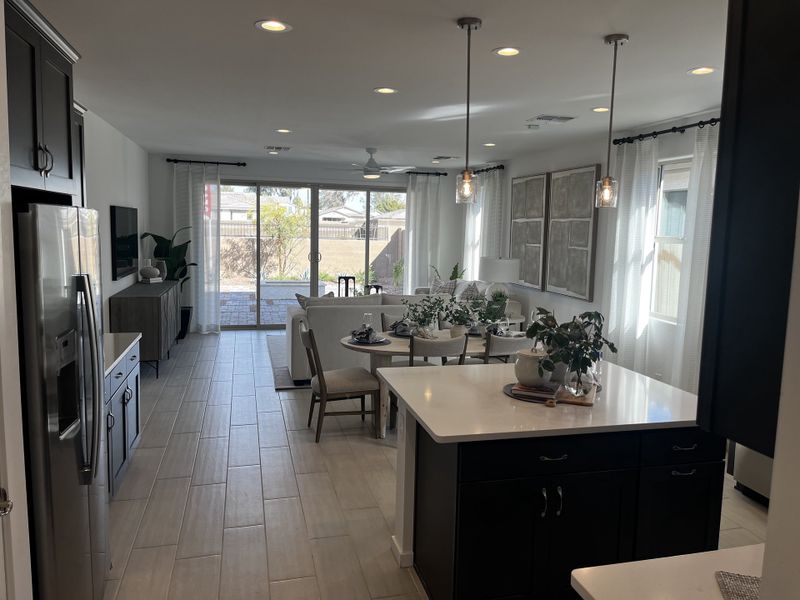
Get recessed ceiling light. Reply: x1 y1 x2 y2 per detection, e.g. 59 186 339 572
483 142 496 147
255 20 292 32
373 87 398 94
268 151 279 155
363 173 381 180
592 107 610 113
431 160 440 164
275 128 292 134
688 66 715 75
493 47 520 57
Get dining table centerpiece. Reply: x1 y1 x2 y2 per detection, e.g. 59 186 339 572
402 296 446 339
443 297 475 338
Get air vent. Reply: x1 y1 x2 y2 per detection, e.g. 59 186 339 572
265 145 291 152
433 155 459 160
532 115 576 124
525 123 541 130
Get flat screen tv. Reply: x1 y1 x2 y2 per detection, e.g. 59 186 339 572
110 205 138 281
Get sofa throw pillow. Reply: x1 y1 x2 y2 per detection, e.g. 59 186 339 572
295 291 333 309
458 282 482 302
430 277 457 296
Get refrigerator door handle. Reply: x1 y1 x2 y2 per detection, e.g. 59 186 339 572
77 274 103 480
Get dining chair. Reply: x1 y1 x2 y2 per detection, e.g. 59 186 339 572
409 334 469 366
460 333 533 365
299 322 380 442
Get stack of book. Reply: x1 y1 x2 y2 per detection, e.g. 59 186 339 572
142 277 163 284
510 382 560 402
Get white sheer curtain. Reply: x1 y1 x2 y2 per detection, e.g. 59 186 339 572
173 163 221 333
605 139 659 374
669 126 720 392
404 174 443 292
463 167 505 279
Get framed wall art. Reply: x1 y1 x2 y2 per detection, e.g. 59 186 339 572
509 173 547 289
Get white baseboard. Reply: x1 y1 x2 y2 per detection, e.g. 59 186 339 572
391 534 413 568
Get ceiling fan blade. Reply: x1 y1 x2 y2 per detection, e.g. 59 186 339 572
381 166 416 173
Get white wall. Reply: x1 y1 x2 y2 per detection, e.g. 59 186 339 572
83 112 150 325
760 193 800 599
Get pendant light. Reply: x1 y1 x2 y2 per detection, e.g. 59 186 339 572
596 33 629 208
456 17 482 204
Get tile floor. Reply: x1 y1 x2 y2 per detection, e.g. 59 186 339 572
106 330 421 600
105 330 768 600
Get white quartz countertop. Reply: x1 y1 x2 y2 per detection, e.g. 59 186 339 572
571 544 764 600
104 332 142 377
377 362 699 443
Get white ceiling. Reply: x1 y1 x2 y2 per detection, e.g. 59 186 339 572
35 0 727 169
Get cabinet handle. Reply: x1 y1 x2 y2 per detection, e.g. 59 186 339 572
671 469 697 477
556 485 564 517
115 371 124 379
107 412 115 430
130 355 137 361
539 453 568 462
123 387 131 404
672 443 698 452
540 487 548 518
36 144 47 176
43 145 53 177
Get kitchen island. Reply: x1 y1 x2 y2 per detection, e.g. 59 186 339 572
378 362 725 600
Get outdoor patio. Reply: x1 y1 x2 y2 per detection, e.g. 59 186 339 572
220 281 328 326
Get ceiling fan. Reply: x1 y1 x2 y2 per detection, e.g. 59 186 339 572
351 148 416 180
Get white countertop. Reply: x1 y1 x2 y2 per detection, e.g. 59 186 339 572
104 332 142 377
571 544 764 600
377 362 699 443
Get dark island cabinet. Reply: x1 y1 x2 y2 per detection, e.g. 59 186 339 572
105 343 141 495
5 0 79 196
414 426 725 600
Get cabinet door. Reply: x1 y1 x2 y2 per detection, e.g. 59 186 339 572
5 5 45 189
108 383 127 493
39 40 76 195
635 462 724 560
455 478 546 599
124 364 140 451
542 470 637 599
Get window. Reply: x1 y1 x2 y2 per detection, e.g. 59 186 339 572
651 161 691 320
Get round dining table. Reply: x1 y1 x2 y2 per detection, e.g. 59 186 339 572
340 331 488 437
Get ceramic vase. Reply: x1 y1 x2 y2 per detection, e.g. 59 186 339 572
450 324 468 338
514 349 550 387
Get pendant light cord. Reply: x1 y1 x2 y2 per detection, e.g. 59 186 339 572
605 40 619 177
465 25 472 172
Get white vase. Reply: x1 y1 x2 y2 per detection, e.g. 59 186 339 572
514 350 550 387
450 324 468 338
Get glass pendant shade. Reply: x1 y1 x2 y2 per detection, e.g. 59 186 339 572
595 176 618 208
456 170 478 204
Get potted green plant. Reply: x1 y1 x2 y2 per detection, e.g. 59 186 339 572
526 307 618 395
469 291 509 337
402 296 445 339
443 297 474 338
141 227 197 339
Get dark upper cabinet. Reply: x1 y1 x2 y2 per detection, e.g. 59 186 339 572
4 0 79 196
698 0 800 457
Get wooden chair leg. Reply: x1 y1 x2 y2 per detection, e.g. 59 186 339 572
360 396 366 421
307 393 317 427
315 394 327 443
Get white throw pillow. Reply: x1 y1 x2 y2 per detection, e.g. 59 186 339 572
295 292 333 309
459 282 482 302
430 277 457 295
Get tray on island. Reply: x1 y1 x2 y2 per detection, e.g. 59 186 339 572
502 383 596 407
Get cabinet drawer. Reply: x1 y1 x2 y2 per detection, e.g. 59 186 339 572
124 342 140 371
640 428 725 467
106 363 128 397
459 432 640 483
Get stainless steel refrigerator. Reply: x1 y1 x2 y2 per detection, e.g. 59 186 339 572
16 203 108 600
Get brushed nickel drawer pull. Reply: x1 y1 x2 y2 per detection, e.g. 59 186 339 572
130 355 137 361
539 454 569 462
556 485 564 517
671 469 697 477
114 371 124 379
672 443 698 451
540 487 548 518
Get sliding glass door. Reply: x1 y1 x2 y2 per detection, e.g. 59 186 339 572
219 182 406 328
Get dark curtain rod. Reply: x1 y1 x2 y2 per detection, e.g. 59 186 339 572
166 158 247 167
408 170 448 176
473 164 505 175
613 117 720 145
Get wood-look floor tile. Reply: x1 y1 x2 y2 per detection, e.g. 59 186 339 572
310 536 370 600
233 373 256 396
220 526 269 600
198 347 218 362
345 508 417 598
258 412 289 448
225 466 264 528
116 545 176 600
174 402 206 434
270 577 321 600
264 497 315 581
253 369 274 388
192 360 216 379
208 381 233 405
193 437 229 485
134 478 191 548
103 578 120 600
184 378 211 402
114 447 166 501
108 499 147 580
168 555 221 600
281 398 313 431
297 473 347 539
175 350 199 368
177 483 226 558
287 430 328 474
364 461 396 530
156 386 186 413
216 347 235 362
718 527 763 549
167 366 194 388
231 395 257 426
228 424 261 467
233 357 254 375
213 361 234 382
323 453 376 510
137 411 178 449
201 405 231 438
261 447 298 499
256 387 281 412
722 493 768 539
157 433 200 479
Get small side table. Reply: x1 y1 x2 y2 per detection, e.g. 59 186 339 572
338 275 356 297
